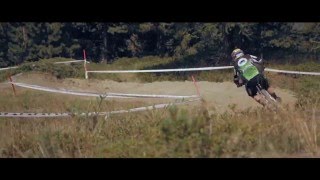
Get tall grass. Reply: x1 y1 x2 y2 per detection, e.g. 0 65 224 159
0 98 319 157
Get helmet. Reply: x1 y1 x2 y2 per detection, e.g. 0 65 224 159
231 48 244 61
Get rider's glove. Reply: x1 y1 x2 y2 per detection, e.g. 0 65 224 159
234 75 240 86
234 75 243 87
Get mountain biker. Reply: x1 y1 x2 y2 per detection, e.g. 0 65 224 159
231 48 281 107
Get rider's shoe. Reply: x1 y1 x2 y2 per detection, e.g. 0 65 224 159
276 97 282 103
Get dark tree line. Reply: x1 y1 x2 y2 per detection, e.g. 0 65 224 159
1 22 320 67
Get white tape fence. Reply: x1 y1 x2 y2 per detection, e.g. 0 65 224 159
86 66 234 74
9 82 199 99
0 60 85 71
54 60 87 64
3 62 320 77
86 66 320 77
265 68 320 76
0 66 19 71
0 98 201 118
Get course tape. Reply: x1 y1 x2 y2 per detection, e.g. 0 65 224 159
2 64 320 76
0 98 200 118
86 66 234 73
265 68 320 76
87 66 320 76
54 60 86 64
0 60 86 71
0 66 19 71
9 82 198 99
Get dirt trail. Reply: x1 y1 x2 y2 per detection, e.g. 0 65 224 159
11 72 297 113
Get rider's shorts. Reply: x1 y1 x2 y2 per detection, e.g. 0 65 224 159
245 74 270 97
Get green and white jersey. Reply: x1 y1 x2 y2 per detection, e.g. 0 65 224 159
235 55 260 81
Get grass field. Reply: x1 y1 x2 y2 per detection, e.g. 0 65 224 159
0 57 320 157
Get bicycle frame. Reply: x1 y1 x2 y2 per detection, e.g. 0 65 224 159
256 83 277 108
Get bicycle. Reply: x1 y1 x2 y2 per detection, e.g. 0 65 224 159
256 83 279 111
